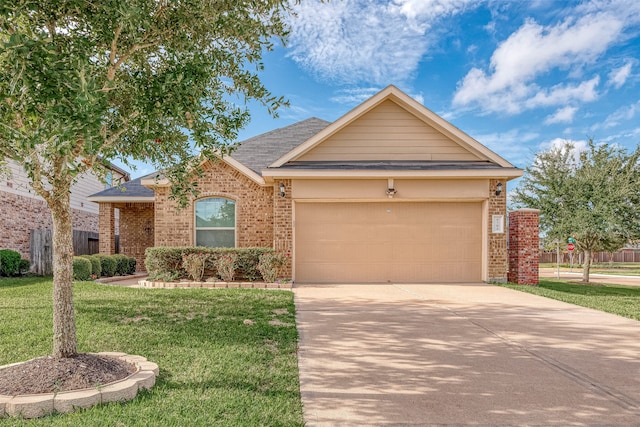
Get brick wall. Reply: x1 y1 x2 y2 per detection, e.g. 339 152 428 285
488 179 508 282
118 203 154 271
154 159 274 249
273 180 293 277
508 209 540 285
1 190 98 260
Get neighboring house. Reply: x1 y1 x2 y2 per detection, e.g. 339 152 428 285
89 86 522 283
0 159 130 261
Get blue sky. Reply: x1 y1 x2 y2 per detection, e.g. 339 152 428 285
124 0 640 190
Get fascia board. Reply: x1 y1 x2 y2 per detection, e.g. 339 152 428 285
87 196 155 203
262 168 523 180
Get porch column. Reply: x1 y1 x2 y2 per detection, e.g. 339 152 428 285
99 203 116 255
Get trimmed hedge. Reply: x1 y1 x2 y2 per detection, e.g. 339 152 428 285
112 254 136 275
81 255 102 278
145 247 274 281
73 257 92 281
95 255 117 277
0 249 26 276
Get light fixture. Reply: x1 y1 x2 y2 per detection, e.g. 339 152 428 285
495 182 503 196
279 182 286 197
386 178 397 198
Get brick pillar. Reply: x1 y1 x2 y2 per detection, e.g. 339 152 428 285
488 179 508 282
99 203 116 255
273 180 292 278
508 209 540 285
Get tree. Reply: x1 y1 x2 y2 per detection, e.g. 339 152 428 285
0 0 294 358
512 140 640 283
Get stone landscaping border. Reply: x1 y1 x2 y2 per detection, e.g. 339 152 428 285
0 352 158 419
139 279 292 289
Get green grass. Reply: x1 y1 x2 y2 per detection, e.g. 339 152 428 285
502 279 640 321
540 262 640 276
0 277 303 426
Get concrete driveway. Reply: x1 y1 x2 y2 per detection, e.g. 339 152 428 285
294 283 640 426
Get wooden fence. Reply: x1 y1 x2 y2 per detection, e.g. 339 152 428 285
540 249 640 264
29 229 117 275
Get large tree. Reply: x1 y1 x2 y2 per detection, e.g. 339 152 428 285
0 0 293 358
512 140 640 282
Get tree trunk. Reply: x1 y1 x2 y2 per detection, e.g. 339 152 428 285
51 191 78 358
582 249 592 283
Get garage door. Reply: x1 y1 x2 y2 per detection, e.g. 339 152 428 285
295 202 482 283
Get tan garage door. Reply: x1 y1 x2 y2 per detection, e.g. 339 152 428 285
295 202 482 283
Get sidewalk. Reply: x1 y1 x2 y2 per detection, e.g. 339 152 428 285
539 267 640 286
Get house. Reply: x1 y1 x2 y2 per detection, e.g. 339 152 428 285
0 159 130 262
89 86 523 283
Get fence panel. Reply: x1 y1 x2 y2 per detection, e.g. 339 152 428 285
29 229 105 275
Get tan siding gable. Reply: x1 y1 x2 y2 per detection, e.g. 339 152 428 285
296 100 482 162
2 159 116 215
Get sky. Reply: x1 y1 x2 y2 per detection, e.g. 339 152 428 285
123 0 640 192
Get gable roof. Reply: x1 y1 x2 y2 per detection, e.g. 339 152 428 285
270 85 515 169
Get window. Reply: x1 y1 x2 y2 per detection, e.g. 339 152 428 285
105 171 113 188
195 198 235 247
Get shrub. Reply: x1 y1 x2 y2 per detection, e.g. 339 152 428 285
19 259 30 275
72 257 92 281
0 249 22 276
214 253 238 282
96 255 117 277
182 252 208 281
112 254 133 276
145 247 274 281
126 256 137 274
82 255 102 278
257 252 289 283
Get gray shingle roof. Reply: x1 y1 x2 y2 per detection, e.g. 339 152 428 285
229 117 330 174
89 173 155 198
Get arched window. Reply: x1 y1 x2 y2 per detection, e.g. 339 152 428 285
195 198 235 247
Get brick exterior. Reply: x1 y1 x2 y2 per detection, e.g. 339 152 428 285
488 179 508 282
273 180 293 277
98 203 116 255
154 159 274 249
0 190 98 260
118 203 154 271
508 209 540 285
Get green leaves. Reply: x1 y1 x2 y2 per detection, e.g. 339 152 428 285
513 140 640 254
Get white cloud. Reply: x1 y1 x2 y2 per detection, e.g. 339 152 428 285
544 106 578 124
453 8 627 114
539 138 588 163
607 62 632 88
329 87 382 104
286 0 479 85
602 100 640 128
473 129 540 166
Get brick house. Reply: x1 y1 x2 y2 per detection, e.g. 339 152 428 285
90 86 523 283
1 159 129 261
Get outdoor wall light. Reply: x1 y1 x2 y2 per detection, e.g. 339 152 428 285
495 182 503 196
279 182 286 197
386 178 397 198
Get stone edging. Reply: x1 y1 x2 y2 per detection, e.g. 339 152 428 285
0 352 158 419
139 280 292 289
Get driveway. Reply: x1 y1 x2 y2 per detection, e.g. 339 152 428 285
294 283 640 426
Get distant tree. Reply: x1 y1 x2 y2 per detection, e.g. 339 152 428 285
512 140 640 283
0 0 293 358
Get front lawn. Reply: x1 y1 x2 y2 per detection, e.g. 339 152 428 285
502 279 640 321
0 277 303 426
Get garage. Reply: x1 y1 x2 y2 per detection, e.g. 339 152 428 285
294 201 483 283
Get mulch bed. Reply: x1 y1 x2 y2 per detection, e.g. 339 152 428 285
0 353 136 395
